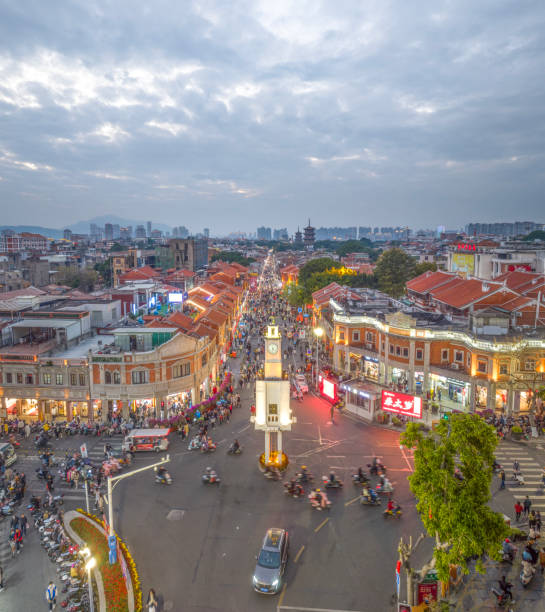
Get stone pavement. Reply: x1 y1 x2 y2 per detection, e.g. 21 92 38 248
451 554 545 611
0 519 58 610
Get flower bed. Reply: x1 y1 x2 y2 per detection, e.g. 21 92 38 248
76 509 142 612
70 517 129 612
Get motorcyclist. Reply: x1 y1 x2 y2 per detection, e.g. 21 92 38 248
369 488 378 503
232 439 240 453
498 576 513 600
329 471 337 485
157 466 169 482
502 538 516 561
357 467 365 482
313 488 323 507
288 478 297 495
387 499 394 513
361 485 370 500
204 466 217 481
299 466 310 482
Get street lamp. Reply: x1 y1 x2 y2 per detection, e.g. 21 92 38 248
313 327 323 389
80 548 96 612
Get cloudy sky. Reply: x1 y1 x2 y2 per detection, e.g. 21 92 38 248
0 1 544 235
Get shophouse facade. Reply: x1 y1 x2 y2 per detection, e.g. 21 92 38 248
329 300 545 415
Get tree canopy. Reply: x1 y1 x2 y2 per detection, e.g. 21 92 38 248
400 415 507 580
210 250 256 266
374 248 416 297
523 230 545 242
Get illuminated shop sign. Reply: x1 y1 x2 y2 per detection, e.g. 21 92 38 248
381 390 422 419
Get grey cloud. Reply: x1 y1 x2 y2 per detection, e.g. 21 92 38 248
0 0 544 232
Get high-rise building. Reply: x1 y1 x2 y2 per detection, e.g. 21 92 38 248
90 223 102 242
169 238 209 271
104 223 114 241
203 228 210 239
146 221 152 237
113 224 120 239
63 229 72 241
303 219 315 248
257 226 272 241
120 227 132 240
135 225 147 240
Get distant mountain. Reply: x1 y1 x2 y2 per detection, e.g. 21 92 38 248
0 225 63 239
66 215 172 234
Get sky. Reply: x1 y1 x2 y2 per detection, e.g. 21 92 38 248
0 0 544 235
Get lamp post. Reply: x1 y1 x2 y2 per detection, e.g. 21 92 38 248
80 548 96 612
313 327 323 390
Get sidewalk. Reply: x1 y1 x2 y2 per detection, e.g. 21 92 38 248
0 520 57 610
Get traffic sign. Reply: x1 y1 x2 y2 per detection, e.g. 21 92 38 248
297 307 302 313
108 535 117 564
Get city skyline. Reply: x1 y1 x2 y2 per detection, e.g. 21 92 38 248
0 2 544 233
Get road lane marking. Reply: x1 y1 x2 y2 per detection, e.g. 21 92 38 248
277 583 287 607
314 518 329 533
294 545 305 563
344 496 360 507
279 607 365 612
326 456 345 458
237 424 251 433
400 446 414 473
318 426 322 445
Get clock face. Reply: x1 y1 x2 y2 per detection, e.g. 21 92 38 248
268 342 279 355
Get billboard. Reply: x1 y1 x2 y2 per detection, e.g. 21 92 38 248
318 374 338 403
169 292 184 303
451 253 475 276
381 390 422 419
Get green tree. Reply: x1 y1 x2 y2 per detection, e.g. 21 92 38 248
94 261 112 287
336 239 372 257
57 268 99 292
282 282 306 306
523 230 545 242
210 251 256 266
110 242 125 252
414 262 438 276
400 416 507 582
298 258 338 285
374 248 416 297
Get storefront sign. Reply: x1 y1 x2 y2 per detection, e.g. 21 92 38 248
381 390 422 419
418 580 438 604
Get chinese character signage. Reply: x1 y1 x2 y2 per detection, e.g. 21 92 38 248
381 390 422 419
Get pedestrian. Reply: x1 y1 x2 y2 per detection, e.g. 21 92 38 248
330 405 334 423
537 510 542 532
515 500 523 522
529 510 537 529
524 495 532 518
540 548 545 574
499 469 506 490
20 514 28 537
13 528 22 554
147 587 158 612
45 580 57 611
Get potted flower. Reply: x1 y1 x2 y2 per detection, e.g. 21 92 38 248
511 425 523 440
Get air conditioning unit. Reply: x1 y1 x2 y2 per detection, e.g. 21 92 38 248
450 363 460 370
365 343 374 350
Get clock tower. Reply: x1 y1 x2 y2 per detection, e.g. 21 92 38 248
252 319 295 469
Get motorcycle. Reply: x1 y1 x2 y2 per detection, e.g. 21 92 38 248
352 473 370 486
308 490 331 511
283 482 304 498
155 473 172 485
376 480 394 495
188 437 201 451
227 444 242 455
359 494 381 506
201 442 217 453
383 507 402 519
520 560 536 587
295 471 313 485
322 475 343 489
264 469 281 481
490 587 513 608
202 472 221 484
368 462 386 476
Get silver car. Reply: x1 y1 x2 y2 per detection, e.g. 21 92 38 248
252 528 289 594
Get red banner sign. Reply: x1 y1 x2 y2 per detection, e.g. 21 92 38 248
381 390 422 419
418 581 438 604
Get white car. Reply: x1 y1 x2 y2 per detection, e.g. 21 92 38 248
295 374 309 393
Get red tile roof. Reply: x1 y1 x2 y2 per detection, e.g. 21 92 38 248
431 279 503 309
406 270 456 294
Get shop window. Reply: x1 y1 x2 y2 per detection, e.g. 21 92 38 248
499 363 508 376
131 370 148 384
467 353 471 367
25 374 33 384
389 344 394 354
105 371 112 384
381 342 385 352
56 373 63 385
339 331 345 341
396 346 401 356
16 373 23 384
42 373 51 385
416 349 423 360
113 372 120 384
366 332 374 343
6 372 12 384
403 348 409 358
173 365 182 378
201 353 208 367
70 373 77 386
80 373 86 386
525 360 536 371
352 331 360 342
441 349 449 362
477 361 487 374
184 363 190 376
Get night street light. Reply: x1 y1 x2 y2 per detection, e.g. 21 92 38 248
313 327 324 388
